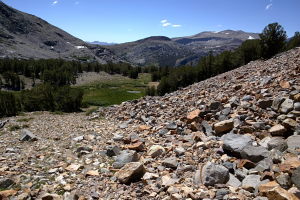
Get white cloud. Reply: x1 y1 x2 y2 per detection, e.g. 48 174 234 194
162 22 171 27
172 24 182 28
265 3 272 10
52 0 58 5
160 19 182 28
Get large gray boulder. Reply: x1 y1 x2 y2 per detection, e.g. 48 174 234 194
291 167 300 189
240 145 269 163
242 175 261 192
280 98 294 114
112 150 138 169
222 133 252 157
201 162 229 186
286 135 300 151
267 137 287 152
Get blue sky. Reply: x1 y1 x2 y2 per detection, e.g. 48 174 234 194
2 0 300 43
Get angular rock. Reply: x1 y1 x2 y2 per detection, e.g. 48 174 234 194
106 145 121 157
276 173 292 189
282 118 298 130
294 102 300 111
0 179 15 189
147 145 165 158
187 109 201 122
286 135 300 151
267 137 288 152
255 158 273 172
242 174 261 192
174 146 185 156
291 167 300 189
257 99 273 109
262 186 298 200
227 173 241 188
214 119 234 135
201 162 229 186
161 175 179 187
65 164 82 172
222 133 252 157
269 124 287 136
272 97 285 111
113 150 138 169
241 145 269 163
20 129 38 141
115 162 146 184
280 98 294 114
162 157 178 169
259 181 279 193
166 122 177 130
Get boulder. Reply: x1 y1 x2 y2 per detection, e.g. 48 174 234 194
291 167 300 189
280 98 294 114
241 145 269 163
276 173 292 189
282 118 298 130
226 173 241 188
19 129 38 141
242 174 261 192
222 133 252 157
269 124 287 136
113 150 138 169
201 162 229 186
286 135 300 151
115 162 146 184
214 119 234 135
262 185 298 200
257 99 273 109
187 109 201 122
272 97 285 111
0 178 15 189
267 137 288 152
147 145 165 158
162 157 178 169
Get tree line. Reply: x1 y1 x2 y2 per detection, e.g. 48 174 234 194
0 59 143 117
0 59 142 90
147 23 300 96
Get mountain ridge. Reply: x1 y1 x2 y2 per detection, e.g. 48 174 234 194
0 1 259 67
0 1 123 63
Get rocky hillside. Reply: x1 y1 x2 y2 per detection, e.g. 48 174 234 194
0 48 299 199
0 2 122 63
108 31 259 67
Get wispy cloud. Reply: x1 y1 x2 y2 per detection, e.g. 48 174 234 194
265 3 272 10
172 24 181 28
162 22 171 27
160 19 182 28
52 0 58 5
75 1 79 5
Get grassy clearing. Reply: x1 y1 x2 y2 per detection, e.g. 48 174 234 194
78 73 151 107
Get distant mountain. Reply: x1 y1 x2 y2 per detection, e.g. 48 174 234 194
0 1 260 67
0 1 123 63
108 30 259 66
108 36 193 67
88 41 118 46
